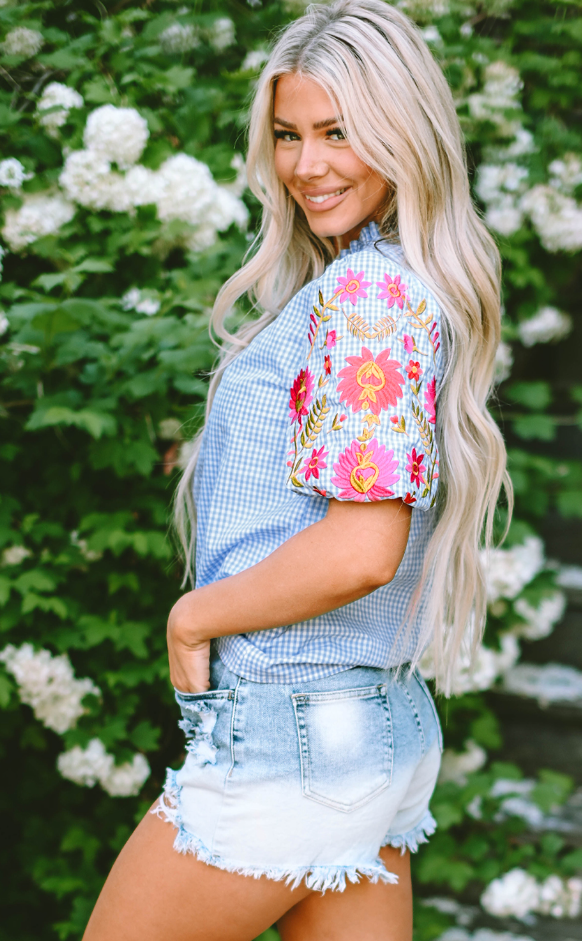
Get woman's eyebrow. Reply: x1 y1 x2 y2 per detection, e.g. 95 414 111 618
273 116 343 130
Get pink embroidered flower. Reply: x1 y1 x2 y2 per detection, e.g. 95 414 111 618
403 334 414 354
301 445 328 481
377 273 408 309
404 492 417 505
336 269 371 306
337 346 405 415
406 448 425 488
325 330 337 349
289 367 314 425
424 376 436 425
324 354 332 375
407 360 422 381
331 439 400 502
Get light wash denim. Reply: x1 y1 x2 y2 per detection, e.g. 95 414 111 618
154 651 442 893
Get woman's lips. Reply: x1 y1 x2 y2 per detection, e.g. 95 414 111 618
301 186 351 212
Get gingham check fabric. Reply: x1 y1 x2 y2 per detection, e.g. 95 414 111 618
193 223 445 683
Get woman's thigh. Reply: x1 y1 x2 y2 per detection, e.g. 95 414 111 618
82 806 311 941
276 846 412 941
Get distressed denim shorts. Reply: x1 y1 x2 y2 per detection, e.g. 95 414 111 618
154 651 442 892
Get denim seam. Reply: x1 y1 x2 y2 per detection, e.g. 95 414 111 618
399 679 426 756
227 676 242 779
414 672 443 752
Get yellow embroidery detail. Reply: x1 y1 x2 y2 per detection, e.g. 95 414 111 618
349 444 380 494
355 360 386 410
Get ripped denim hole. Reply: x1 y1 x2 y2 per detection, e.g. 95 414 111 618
178 701 221 766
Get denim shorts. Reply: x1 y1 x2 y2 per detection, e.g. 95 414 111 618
154 652 442 893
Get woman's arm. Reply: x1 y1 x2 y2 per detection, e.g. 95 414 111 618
168 497 412 692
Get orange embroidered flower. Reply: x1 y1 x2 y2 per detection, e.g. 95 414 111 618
406 448 425 488
289 367 314 426
377 273 408 309
336 268 371 307
301 445 328 482
407 360 422 381
331 439 400 502
337 346 405 415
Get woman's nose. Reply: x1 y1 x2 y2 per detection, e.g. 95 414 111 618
294 139 328 181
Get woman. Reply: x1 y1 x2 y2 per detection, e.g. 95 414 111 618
84 2 508 939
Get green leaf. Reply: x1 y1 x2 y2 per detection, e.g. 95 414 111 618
512 415 556 441
507 382 552 411
26 406 117 439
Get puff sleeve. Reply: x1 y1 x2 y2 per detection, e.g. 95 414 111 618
285 248 443 510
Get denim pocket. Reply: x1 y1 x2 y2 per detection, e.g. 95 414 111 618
292 684 392 813
174 688 234 766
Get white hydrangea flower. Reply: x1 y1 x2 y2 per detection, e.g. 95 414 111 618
517 306 572 347
556 565 582 590
521 184 582 253
0 643 100 734
439 739 487 785
481 869 540 919
160 22 200 54
493 341 513 384
208 17 235 51
206 186 249 231
241 48 269 71
482 536 545 603
475 164 529 236
513 592 567 640
0 311 9 336
468 62 523 129
84 105 149 169
124 164 165 206
0 158 33 189
36 82 84 136
421 25 442 44
548 153 582 195
155 153 215 223
59 150 132 213
503 663 582 706
2 194 75 252
121 287 161 316
1 544 31 565
1 26 44 57
70 530 103 562
222 153 248 199
100 753 151 796
158 418 183 440
57 738 150 796
420 643 499 695
0 243 4 278
57 738 113 787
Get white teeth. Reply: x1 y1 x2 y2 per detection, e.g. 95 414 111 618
304 188 346 204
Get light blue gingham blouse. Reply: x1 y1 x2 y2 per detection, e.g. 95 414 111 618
193 222 445 683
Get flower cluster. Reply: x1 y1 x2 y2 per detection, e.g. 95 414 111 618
57 738 150 797
517 305 572 347
59 108 248 250
0 643 100 734
419 633 520 697
512 591 567 641
2 194 75 252
36 82 84 136
1 544 31 566
160 22 200 54
493 341 513 384
502 662 582 707
438 739 487 786
121 287 161 316
481 869 582 920
1 26 44 57
209 17 236 51
0 158 33 189
482 536 545 604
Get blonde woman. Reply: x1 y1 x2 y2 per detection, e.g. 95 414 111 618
84 2 509 939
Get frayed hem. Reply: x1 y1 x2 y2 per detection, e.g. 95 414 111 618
382 810 437 855
152 769 399 893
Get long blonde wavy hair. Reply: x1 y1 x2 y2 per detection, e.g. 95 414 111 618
175 0 511 693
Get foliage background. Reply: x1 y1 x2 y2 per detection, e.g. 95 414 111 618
0 0 581 939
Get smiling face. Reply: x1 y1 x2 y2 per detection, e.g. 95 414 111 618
273 73 390 249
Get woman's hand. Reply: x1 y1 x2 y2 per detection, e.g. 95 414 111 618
167 594 211 693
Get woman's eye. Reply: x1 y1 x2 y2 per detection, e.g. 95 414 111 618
274 129 300 142
327 128 346 141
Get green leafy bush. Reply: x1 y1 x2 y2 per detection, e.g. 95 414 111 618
0 0 580 938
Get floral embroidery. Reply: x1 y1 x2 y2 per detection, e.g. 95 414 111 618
289 367 314 426
325 330 337 349
407 360 422 382
301 446 328 481
336 269 371 306
424 376 436 425
403 334 414 354
337 346 405 415
404 492 417 505
406 447 425 488
324 354 332 375
377 273 408 310
331 439 400 502
406 299 441 362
